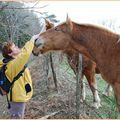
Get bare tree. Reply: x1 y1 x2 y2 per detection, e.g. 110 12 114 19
0 2 41 46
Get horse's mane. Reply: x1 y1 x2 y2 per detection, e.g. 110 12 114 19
74 22 119 37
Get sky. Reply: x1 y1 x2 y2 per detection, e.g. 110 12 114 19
27 1 120 33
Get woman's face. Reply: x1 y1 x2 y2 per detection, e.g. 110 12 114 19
9 43 21 57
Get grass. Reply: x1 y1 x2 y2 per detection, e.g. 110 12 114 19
96 75 120 118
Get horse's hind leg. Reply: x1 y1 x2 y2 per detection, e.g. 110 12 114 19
112 83 120 112
103 83 112 96
84 71 101 109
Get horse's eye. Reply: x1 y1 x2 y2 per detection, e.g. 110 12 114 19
55 27 60 31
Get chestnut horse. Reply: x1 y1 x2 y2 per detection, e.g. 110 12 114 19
45 20 112 107
33 18 115 109
39 20 101 108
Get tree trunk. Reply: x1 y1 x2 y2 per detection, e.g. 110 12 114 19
49 52 58 91
44 54 50 90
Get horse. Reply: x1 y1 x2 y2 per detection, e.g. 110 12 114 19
33 17 115 109
34 19 101 108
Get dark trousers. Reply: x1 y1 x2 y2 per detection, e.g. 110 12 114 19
9 102 26 119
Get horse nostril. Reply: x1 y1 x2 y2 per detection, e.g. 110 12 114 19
32 51 39 56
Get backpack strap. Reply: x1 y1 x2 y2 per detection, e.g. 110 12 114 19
6 94 11 109
10 64 27 102
11 64 27 86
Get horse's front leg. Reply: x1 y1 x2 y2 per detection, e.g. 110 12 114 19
80 75 86 102
85 71 101 109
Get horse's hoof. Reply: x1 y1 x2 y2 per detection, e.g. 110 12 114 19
91 102 101 109
102 92 110 97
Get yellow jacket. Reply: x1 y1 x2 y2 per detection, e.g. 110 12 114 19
0 40 34 102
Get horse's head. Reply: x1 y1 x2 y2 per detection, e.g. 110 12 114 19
32 19 55 56
32 16 73 55
32 16 89 57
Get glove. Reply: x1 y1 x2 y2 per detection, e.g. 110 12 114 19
30 34 40 43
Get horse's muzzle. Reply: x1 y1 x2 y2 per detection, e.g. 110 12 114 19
32 37 45 56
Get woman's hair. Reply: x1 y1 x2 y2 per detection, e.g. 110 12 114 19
2 41 14 59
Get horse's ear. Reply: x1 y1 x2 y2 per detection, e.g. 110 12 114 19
44 19 54 28
45 19 50 25
66 14 73 31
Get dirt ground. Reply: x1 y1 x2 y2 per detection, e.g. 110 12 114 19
0 54 116 119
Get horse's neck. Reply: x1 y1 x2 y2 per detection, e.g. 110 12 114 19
72 23 120 67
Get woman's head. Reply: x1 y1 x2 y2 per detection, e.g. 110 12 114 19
2 41 21 59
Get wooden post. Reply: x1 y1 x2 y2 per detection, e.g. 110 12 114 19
76 54 82 118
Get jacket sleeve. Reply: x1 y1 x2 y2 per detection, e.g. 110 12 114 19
5 39 34 81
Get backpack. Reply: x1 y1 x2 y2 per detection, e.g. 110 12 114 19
0 58 27 108
0 64 11 95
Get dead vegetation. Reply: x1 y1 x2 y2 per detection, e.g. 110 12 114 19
0 52 119 119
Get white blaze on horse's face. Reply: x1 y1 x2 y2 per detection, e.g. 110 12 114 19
35 36 45 49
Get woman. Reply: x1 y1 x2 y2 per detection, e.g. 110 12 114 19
0 34 39 119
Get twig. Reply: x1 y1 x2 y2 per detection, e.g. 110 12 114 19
39 111 61 119
0 5 49 10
